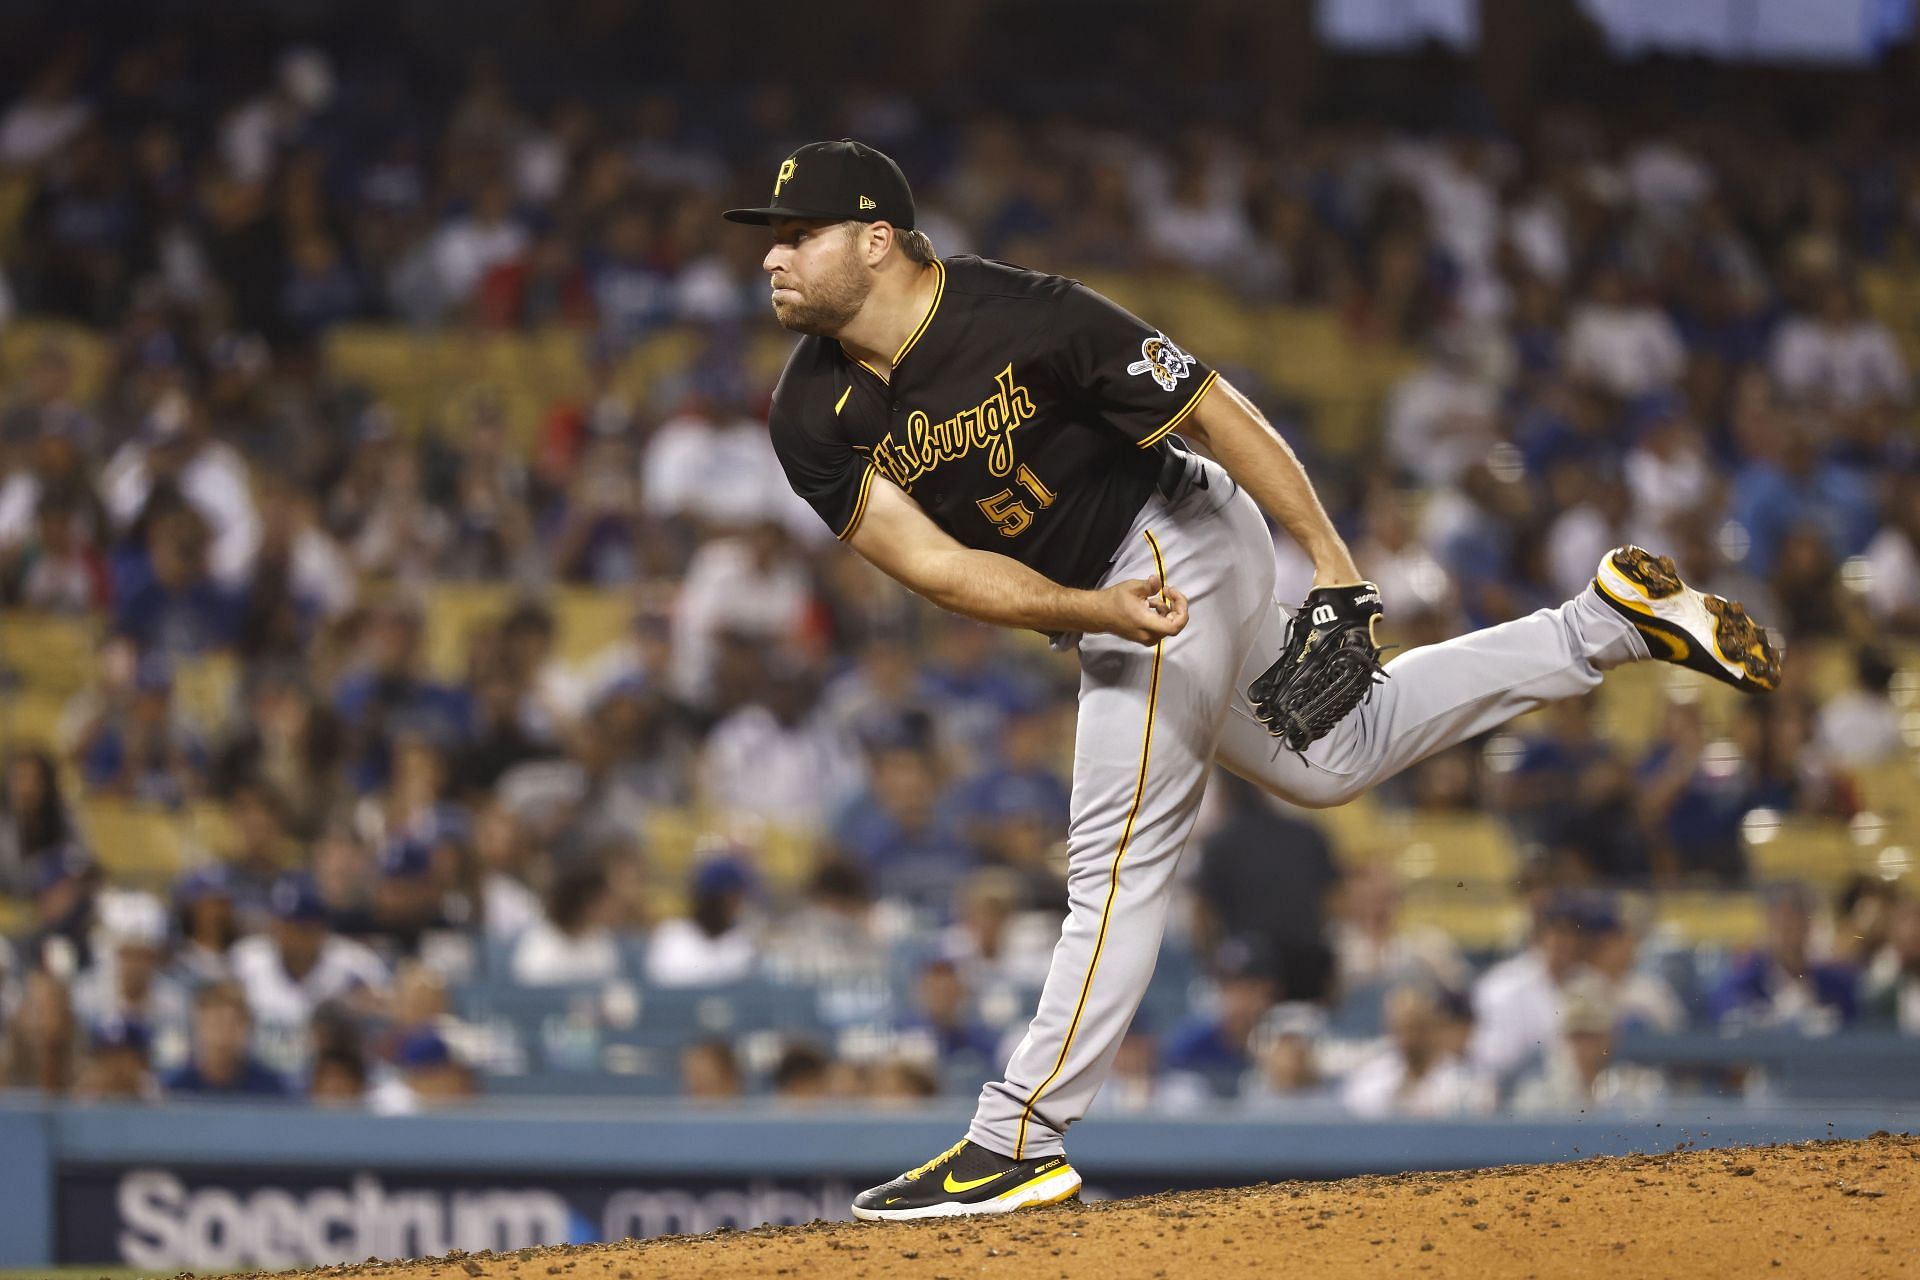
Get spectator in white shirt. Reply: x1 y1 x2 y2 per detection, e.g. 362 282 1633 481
642 404 819 537
429 180 528 309
1510 977 1666 1114
671 521 815 703
1469 895 1603 1080
1813 648 1905 769
230 874 389 1076
1769 280 1909 412
1329 860 1469 997
697 659 865 833
1545 467 1636 601
1141 154 1255 276
0 58 92 169
1586 916 1686 1034
1384 327 1502 489
1861 472 1920 635
71 890 193 1072
1863 897 1920 1034
1622 396 1715 549
99 390 261 589
510 862 623 987
1566 261 1686 399
1340 983 1496 1119
646 854 759 988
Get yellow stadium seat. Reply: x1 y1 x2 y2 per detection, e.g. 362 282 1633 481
0 320 110 400
1653 892 1767 948
1310 794 1390 854
77 799 191 888
1399 893 1528 950
1851 757 1919 824
756 825 821 893
171 652 240 735
642 807 704 882
1321 802 1521 885
423 583 513 679
1742 814 1861 888
0 611 99 696
553 589 633 665
0 688 73 752
184 801 242 860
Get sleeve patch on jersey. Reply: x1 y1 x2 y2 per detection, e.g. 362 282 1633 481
1127 332 1196 392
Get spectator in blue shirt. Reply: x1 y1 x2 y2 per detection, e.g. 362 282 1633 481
1709 884 1859 1033
160 981 289 1097
1162 935 1281 1096
1727 416 1877 578
110 505 246 656
77 653 208 806
950 692 1071 840
1635 698 1753 883
331 601 473 791
900 957 1001 1083
831 740 972 913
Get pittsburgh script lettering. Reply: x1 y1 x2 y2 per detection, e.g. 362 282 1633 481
871 364 1036 490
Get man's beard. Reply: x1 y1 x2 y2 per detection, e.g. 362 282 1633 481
770 252 870 336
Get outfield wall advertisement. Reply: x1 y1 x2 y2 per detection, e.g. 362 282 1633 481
59 1165 1162 1270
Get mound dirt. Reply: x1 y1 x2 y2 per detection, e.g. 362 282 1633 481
268 1133 1917 1280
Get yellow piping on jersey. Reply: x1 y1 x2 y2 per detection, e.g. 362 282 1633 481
1013 527 1167 1159
892 259 946 367
1136 369 1219 449
834 385 853 416
837 463 877 541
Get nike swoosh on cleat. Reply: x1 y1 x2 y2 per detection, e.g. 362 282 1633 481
944 1169 1011 1194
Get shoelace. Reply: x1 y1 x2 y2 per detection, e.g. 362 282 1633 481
904 1139 970 1182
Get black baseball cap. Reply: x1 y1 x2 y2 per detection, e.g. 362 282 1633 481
724 139 916 230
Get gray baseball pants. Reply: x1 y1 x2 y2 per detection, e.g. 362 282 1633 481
967 452 1648 1160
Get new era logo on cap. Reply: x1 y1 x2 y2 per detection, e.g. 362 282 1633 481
723 139 916 229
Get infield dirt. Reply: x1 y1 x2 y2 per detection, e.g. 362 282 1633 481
265 1132 1917 1280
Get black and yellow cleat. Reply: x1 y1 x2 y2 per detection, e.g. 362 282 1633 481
1592 546 1782 693
850 1139 1082 1222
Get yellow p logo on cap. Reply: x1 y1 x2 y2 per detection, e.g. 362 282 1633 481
774 157 797 198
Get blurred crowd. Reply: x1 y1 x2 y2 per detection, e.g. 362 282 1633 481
0 26 1918 1114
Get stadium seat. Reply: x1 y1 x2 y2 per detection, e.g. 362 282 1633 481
0 688 73 751
423 583 513 679
170 653 240 734
0 321 110 399
1742 815 1864 888
0 611 99 696
552 588 633 665
1650 893 1767 948
76 799 192 887
1398 892 1527 950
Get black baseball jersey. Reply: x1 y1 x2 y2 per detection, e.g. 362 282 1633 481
768 255 1219 589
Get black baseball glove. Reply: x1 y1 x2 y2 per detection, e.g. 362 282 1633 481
1246 582 1388 753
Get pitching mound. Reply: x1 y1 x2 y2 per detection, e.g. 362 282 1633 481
272 1133 1916 1280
